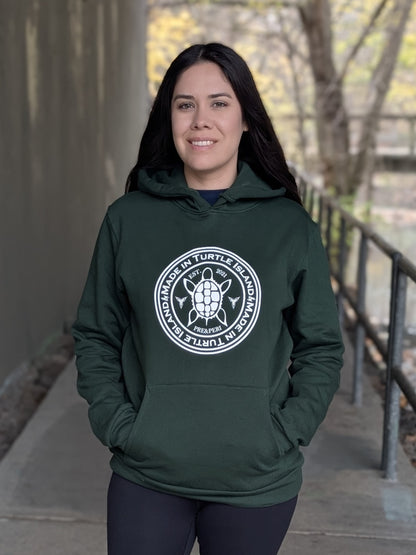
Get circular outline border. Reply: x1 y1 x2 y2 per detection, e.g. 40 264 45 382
154 246 262 355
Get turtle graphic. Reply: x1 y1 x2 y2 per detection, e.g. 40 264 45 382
183 267 231 326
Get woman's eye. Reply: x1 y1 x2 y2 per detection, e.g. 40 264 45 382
212 101 227 108
177 102 194 110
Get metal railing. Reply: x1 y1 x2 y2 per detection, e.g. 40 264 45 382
291 165 416 481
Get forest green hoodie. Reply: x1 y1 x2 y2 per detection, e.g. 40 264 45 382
72 162 344 507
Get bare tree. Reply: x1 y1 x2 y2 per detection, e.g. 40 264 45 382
298 0 413 195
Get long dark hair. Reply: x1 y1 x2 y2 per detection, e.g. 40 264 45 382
126 43 301 204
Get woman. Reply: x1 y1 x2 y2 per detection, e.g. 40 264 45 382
73 43 344 555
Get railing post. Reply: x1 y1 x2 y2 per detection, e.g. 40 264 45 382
326 204 333 265
299 176 306 202
353 232 368 407
382 253 407 480
318 196 324 231
337 217 347 328
409 117 415 156
308 187 315 219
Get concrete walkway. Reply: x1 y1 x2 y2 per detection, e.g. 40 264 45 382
1 332 415 554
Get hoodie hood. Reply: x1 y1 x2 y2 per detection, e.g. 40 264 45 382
137 162 286 212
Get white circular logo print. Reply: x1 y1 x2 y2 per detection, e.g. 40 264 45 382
154 247 262 355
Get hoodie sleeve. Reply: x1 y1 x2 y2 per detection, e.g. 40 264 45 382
72 213 136 451
273 221 344 448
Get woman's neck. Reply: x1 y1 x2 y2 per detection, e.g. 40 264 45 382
184 166 237 191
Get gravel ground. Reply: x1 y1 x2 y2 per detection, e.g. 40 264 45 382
0 334 74 460
400 409 416 468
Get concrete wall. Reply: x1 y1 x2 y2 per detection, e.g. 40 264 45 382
0 0 147 385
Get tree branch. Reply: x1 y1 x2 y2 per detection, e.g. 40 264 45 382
278 12 309 166
276 21 310 65
338 0 389 83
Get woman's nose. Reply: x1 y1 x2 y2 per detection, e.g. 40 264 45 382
191 107 212 129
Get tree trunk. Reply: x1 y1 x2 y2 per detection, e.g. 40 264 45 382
298 0 351 195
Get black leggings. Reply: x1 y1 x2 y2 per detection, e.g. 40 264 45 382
107 473 297 555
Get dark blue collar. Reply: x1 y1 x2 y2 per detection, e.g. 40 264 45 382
196 189 226 206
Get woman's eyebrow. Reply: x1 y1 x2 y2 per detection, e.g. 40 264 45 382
172 92 233 102
209 93 232 99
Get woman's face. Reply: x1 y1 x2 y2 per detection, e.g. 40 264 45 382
171 61 247 189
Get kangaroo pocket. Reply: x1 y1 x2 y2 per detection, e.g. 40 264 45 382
123 383 290 491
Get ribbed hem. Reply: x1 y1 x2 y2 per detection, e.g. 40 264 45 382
109 453 303 508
